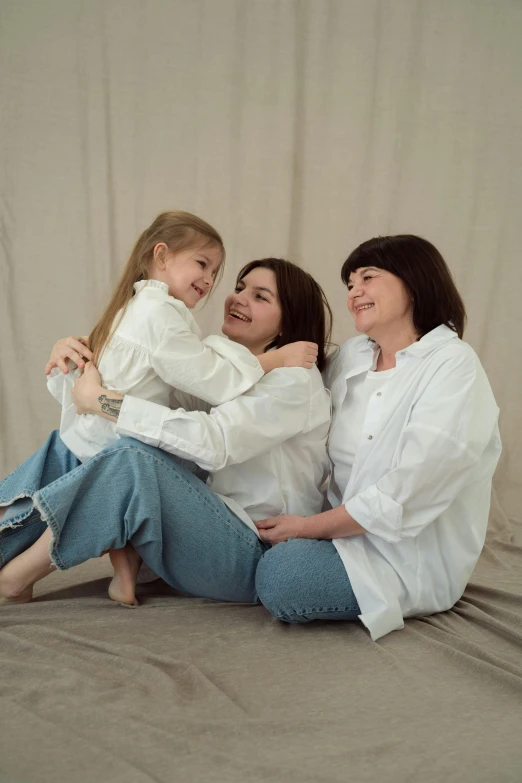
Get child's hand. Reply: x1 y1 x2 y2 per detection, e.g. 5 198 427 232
45 336 92 375
277 341 318 369
72 362 104 415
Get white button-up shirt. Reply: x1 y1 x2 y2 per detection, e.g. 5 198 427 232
47 280 264 462
324 325 501 641
116 366 331 535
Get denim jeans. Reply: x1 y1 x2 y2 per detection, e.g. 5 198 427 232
256 540 360 622
0 431 360 621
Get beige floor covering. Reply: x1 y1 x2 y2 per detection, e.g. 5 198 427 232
0 493 520 783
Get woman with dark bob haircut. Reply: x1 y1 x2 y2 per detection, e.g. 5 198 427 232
255 235 501 640
0 258 332 607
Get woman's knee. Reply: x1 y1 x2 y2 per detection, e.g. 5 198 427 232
255 539 359 624
255 539 317 621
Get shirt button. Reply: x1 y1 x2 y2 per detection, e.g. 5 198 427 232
368 435 373 440
376 392 382 397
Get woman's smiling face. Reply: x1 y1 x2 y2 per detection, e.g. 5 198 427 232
222 267 282 355
347 266 414 340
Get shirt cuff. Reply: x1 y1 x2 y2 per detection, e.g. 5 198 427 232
47 368 78 404
116 396 168 447
345 487 403 543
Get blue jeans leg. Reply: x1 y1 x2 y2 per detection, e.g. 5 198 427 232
0 430 80 525
0 431 81 566
0 439 266 604
255 539 360 623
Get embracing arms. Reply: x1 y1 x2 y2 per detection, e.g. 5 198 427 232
69 361 325 472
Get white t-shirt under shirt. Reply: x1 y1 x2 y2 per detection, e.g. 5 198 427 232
328 362 397 505
47 280 264 462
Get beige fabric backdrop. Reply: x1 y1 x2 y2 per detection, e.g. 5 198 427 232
1 0 521 524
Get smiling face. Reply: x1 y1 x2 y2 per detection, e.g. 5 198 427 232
347 266 415 341
222 267 282 355
151 242 223 308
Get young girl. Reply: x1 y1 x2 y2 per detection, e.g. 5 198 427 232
46 210 318 463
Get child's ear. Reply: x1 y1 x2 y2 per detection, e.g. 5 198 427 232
152 242 169 269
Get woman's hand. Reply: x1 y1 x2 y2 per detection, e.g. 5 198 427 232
256 507 366 544
45 336 92 375
255 515 306 544
72 362 105 415
72 362 124 421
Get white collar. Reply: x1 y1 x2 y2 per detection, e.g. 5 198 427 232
356 324 459 360
133 279 170 295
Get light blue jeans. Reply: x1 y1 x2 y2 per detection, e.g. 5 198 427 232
0 432 360 621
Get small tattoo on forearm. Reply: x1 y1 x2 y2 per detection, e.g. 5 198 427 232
98 394 122 419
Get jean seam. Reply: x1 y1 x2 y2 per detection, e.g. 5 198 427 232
275 606 360 620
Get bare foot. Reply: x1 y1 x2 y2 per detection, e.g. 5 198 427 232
108 545 142 606
0 527 55 606
0 584 34 605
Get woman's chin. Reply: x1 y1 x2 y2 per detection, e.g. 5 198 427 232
354 315 375 336
221 321 240 339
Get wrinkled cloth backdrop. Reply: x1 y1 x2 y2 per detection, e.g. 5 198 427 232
1 0 521 530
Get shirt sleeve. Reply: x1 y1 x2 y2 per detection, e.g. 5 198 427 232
344 350 501 542
46 366 80 405
150 319 264 405
168 388 212 414
116 369 314 471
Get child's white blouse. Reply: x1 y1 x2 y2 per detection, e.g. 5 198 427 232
47 280 264 462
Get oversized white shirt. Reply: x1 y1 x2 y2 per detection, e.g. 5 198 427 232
324 325 501 641
47 280 264 461
115 366 331 534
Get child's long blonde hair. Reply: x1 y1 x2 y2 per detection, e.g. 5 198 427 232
88 211 225 365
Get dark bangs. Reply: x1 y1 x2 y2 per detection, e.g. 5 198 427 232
341 235 467 339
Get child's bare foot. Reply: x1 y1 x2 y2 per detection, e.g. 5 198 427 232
108 545 142 606
0 563 35 605
0 568 34 606
0 527 55 606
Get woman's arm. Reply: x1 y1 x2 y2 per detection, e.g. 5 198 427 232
255 505 366 544
72 362 325 472
72 363 123 420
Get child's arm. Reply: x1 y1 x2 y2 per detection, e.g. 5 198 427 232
150 303 317 407
151 328 264 407
257 342 318 373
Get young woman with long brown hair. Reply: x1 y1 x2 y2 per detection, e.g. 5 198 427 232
0 258 332 608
